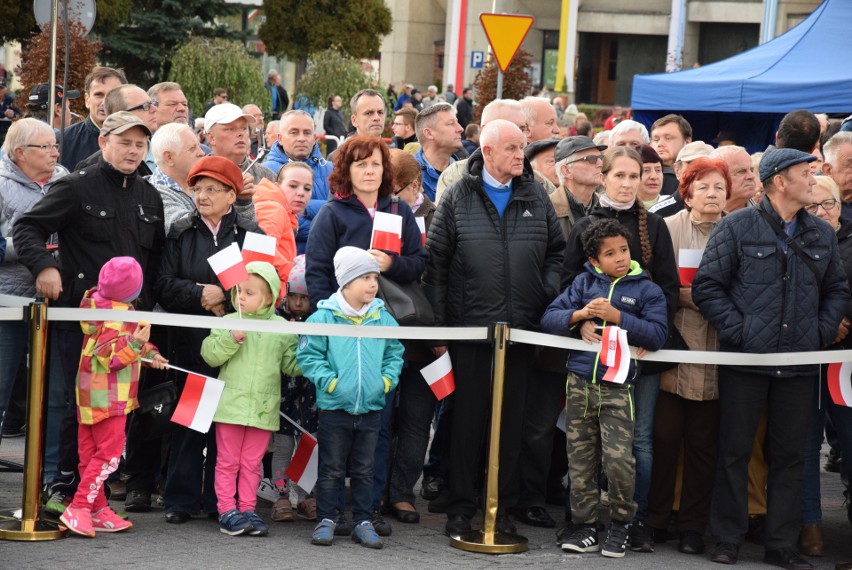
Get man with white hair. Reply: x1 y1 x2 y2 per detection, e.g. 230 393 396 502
415 102 463 201
148 123 207 232
610 120 649 150
521 96 560 142
242 104 265 156
265 120 280 150
709 145 757 212
422 85 442 108
822 132 852 221
424 119 564 537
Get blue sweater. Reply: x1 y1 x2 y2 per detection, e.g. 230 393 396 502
541 260 668 384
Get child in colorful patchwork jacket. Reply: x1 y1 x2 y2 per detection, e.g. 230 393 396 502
60 257 168 537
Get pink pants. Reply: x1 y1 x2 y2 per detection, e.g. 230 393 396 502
70 415 126 511
214 422 271 514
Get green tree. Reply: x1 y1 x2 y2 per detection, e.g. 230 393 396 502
0 0 131 46
170 37 269 117
472 49 533 124
99 0 239 86
295 47 373 113
259 0 391 62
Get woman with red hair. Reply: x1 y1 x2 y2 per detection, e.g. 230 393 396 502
646 157 732 555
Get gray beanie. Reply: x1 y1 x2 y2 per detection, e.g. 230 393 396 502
334 246 380 289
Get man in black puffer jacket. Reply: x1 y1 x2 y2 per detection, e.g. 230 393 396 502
423 119 565 537
693 148 849 569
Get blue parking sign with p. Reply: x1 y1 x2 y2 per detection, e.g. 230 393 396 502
470 51 484 68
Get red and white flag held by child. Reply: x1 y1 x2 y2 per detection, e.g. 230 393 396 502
208 243 249 290
828 362 852 407
420 352 456 400
415 217 427 247
285 433 319 493
171 373 225 433
599 325 630 384
678 248 703 286
242 232 276 265
370 212 403 254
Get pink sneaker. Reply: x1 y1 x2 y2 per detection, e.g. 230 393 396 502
59 505 95 537
92 507 133 532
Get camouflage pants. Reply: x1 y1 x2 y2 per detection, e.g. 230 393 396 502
565 372 637 524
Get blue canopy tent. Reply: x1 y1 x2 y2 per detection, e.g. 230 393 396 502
630 0 851 152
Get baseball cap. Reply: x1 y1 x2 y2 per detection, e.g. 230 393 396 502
676 141 715 164
100 111 152 137
29 83 81 105
204 102 256 133
758 148 817 183
555 136 607 162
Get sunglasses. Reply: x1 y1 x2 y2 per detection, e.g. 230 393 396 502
566 154 603 165
126 100 157 113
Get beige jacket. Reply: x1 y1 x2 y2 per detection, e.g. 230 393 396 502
661 209 721 401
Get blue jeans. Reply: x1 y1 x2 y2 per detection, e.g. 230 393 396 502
0 321 26 433
372 388 396 511
316 410 380 524
632 372 660 522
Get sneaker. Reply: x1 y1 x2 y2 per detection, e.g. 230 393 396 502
91 507 133 533
352 520 383 549
1 424 25 438
311 518 336 546
602 520 631 558
242 510 269 537
59 505 95 537
124 489 152 513
556 521 578 546
219 508 254 536
297 497 317 520
371 510 392 537
271 496 295 522
44 489 71 516
256 478 279 503
629 520 655 552
334 514 353 536
561 524 600 553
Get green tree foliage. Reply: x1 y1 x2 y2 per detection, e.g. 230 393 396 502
99 0 239 86
170 37 269 118
295 47 374 113
0 0 131 46
472 49 533 124
259 0 391 61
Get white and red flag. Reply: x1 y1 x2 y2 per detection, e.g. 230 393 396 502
420 352 456 400
208 243 249 290
285 433 319 493
171 373 225 433
828 362 852 407
599 325 630 384
415 217 427 247
678 248 703 286
242 232 276 265
370 212 403 254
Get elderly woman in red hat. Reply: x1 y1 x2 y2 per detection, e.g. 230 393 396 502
155 155 262 525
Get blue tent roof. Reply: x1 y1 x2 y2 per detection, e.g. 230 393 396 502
631 0 850 113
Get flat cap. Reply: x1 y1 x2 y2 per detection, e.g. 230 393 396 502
759 147 816 182
555 136 607 162
524 138 559 161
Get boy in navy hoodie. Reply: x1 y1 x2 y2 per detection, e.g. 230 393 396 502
541 219 667 559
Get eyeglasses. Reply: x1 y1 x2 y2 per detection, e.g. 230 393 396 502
126 100 157 113
191 185 232 196
25 144 60 151
566 154 603 166
805 198 838 214
394 179 420 195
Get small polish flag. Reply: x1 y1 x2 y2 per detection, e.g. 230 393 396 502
242 232 276 265
171 373 225 433
285 433 319 493
420 352 456 400
599 325 631 384
208 243 249 290
370 212 403 254
415 217 427 247
828 362 852 407
678 248 703 286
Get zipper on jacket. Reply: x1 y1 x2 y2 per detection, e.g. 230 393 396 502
356 338 363 412
777 250 788 353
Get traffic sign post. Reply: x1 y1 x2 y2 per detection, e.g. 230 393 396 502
479 13 535 99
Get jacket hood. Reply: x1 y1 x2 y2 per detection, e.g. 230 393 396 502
231 261 281 319
79 287 133 334
317 293 385 321
254 178 289 209
585 259 646 282
0 153 68 188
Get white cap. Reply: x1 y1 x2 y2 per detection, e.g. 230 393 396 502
204 102 255 133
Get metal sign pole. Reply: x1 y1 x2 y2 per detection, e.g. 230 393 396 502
496 69 503 100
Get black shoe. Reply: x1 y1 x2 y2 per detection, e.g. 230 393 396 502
334 514 353 536
428 490 450 514
825 448 842 473
746 515 766 546
391 504 420 524
495 514 516 535
445 514 472 536
1 424 25 438
763 548 813 570
165 510 190 524
420 474 444 501
711 542 739 565
602 520 631 558
678 530 705 554
371 510 392 537
653 526 671 543
556 521 578 546
510 506 555 528
125 489 152 513
561 524 600 553
629 520 655 552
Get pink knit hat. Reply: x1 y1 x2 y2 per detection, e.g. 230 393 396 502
97 257 143 303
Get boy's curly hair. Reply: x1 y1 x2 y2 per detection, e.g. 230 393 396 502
581 219 633 260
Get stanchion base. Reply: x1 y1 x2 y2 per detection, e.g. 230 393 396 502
0 517 66 541
449 529 528 554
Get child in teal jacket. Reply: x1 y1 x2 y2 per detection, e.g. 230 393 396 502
297 246 404 549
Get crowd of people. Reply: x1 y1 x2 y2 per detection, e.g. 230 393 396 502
2 65 852 569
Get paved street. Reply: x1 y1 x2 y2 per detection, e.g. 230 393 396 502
0 436 850 569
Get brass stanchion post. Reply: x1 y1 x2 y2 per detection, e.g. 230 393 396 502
449 322 527 554
0 296 66 540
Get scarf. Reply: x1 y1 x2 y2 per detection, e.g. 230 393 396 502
599 192 635 211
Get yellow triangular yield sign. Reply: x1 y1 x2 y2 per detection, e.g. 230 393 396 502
479 13 535 73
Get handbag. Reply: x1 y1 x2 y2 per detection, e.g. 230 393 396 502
130 380 179 441
375 197 434 326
